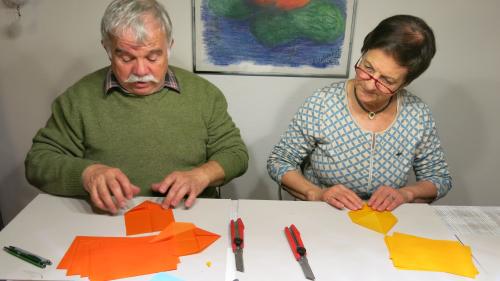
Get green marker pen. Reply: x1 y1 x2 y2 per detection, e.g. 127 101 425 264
3 246 52 268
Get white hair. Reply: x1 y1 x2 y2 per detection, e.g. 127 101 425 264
101 0 173 49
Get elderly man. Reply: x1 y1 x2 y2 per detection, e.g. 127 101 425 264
25 0 248 214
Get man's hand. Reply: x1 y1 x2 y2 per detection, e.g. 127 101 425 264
368 186 413 211
321 184 364 210
151 168 210 209
82 164 140 214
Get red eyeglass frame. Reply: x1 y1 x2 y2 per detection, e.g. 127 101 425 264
354 57 400 95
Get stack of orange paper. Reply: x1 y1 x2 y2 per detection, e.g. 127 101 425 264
385 232 479 278
348 204 398 234
58 201 220 281
58 236 179 281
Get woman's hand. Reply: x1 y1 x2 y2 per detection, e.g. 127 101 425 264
321 184 364 210
368 186 413 211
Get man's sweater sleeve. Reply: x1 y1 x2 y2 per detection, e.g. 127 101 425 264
25 91 97 196
204 85 248 185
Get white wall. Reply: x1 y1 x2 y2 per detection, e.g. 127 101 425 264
1 0 499 224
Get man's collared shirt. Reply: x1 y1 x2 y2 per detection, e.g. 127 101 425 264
103 68 181 95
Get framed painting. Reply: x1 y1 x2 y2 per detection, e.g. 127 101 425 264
192 0 357 77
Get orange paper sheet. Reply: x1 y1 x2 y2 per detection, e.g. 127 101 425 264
58 201 220 281
124 200 175 235
59 236 177 281
348 204 398 234
385 232 479 278
89 238 179 281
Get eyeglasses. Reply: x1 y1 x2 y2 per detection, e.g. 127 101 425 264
354 57 399 95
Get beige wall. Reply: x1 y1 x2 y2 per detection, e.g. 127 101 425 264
1 0 499 224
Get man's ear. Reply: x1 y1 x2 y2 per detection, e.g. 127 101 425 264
101 40 112 60
167 38 174 59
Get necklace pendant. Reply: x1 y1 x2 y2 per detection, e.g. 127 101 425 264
368 112 376 120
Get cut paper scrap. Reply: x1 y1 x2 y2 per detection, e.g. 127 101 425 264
125 200 175 235
150 272 185 281
58 224 220 280
348 204 398 234
385 232 479 278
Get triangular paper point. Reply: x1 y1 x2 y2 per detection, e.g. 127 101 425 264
348 204 397 234
124 200 175 236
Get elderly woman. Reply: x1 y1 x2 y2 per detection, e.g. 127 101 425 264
267 15 451 211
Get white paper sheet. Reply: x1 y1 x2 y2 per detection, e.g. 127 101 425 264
433 206 500 236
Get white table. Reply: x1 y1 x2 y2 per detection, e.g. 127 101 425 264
1 195 498 281
433 205 500 281
0 194 231 281
233 199 493 281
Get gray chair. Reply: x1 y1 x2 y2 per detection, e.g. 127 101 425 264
278 155 310 201
278 183 300 200
215 186 221 199
0 209 3 230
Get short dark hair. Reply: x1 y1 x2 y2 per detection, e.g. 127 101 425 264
361 15 436 84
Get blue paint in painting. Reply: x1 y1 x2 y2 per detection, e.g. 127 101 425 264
201 0 348 68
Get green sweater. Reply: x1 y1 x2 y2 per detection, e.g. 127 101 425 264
25 66 248 197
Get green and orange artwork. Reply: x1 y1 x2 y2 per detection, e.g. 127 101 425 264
201 0 350 69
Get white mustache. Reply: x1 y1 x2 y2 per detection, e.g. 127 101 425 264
125 74 158 83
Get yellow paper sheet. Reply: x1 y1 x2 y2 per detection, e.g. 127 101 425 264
385 232 479 278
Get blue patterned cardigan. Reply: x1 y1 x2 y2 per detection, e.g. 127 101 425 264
267 81 452 200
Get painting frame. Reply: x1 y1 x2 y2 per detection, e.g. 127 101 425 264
192 0 357 77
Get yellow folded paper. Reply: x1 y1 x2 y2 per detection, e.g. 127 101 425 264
348 204 398 234
385 232 479 278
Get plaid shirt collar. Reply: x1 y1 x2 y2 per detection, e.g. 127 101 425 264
104 67 181 95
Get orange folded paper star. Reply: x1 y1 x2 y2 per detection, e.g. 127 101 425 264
124 200 175 235
58 201 220 281
348 204 398 234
